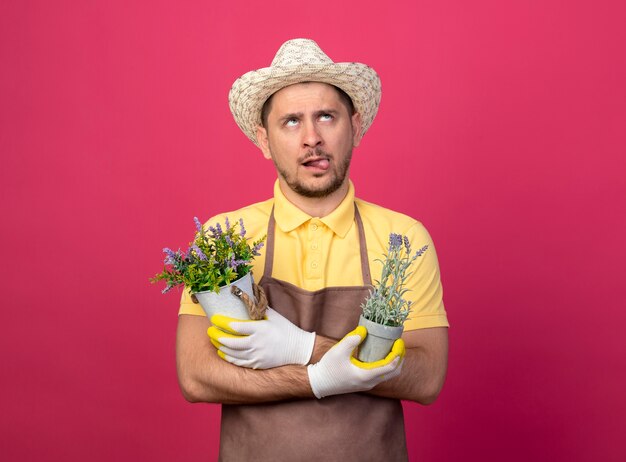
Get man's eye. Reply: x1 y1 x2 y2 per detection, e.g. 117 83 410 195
319 114 333 121
285 118 299 127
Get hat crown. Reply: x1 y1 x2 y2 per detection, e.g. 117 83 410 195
229 38 381 146
270 38 334 67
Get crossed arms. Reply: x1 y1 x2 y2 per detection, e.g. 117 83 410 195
176 313 448 405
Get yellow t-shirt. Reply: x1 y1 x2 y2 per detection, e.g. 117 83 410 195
179 180 448 331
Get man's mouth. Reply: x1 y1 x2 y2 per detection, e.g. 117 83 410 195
302 157 330 170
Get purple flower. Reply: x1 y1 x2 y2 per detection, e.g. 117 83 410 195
163 247 177 265
239 218 246 238
225 216 231 231
191 244 208 261
252 241 265 256
414 244 429 258
228 255 247 270
208 223 223 238
225 234 234 247
194 217 203 233
389 233 403 250
403 236 410 253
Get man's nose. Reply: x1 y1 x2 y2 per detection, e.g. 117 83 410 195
302 121 322 148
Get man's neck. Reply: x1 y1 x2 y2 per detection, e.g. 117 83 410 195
277 180 350 218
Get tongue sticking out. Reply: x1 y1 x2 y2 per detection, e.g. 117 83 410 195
304 158 330 170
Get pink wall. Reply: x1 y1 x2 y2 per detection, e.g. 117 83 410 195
1 1 625 460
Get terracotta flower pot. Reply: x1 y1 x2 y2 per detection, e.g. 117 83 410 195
193 273 253 320
357 315 404 362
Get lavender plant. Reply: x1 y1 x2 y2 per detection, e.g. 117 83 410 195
361 233 429 327
151 217 265 294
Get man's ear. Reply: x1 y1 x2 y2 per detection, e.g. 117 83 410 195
256 125 272 159
351 112 363 147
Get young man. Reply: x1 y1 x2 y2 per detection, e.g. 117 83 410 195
176 39 449 461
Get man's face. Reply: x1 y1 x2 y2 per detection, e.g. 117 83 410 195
256 82 362 199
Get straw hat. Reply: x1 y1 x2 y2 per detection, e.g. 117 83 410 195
228 38 381 146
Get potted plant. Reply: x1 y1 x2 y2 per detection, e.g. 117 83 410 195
357 233 429 362
151 216 266 320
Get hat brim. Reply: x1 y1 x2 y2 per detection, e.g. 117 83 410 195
229 62 381 146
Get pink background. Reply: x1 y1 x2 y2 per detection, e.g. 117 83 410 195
1 1 625 460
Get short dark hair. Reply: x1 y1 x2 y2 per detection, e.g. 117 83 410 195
260 83 355 128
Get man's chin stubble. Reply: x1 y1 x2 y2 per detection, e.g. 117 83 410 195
289 178 343 198
273 150 352 198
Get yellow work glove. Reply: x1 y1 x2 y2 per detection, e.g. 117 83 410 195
207 307 316 369
306 326 405 399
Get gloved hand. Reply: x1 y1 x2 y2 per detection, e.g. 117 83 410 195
207 307 316 369
307 326 405 399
